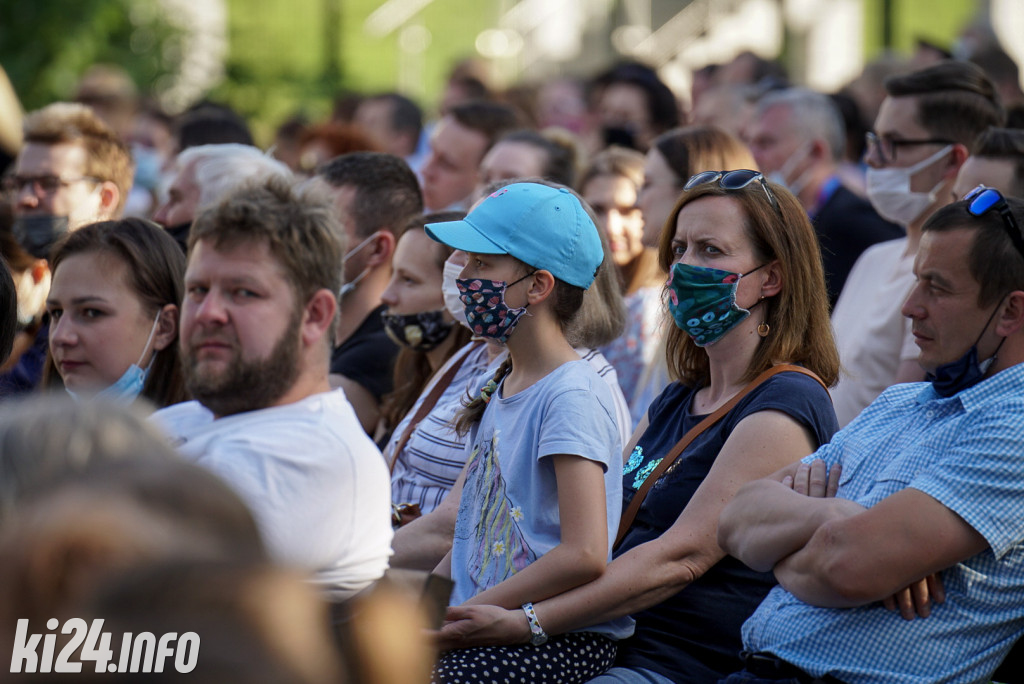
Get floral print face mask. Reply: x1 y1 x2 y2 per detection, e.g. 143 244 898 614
456 272 535 344
381 309 455 351
667 262 764 347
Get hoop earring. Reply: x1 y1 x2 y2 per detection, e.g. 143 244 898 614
757 322 770 337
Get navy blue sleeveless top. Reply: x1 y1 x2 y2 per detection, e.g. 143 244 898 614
615 371 839 683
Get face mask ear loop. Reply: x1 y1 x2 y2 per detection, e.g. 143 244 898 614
340 269 369 297
137 310 163 371
777 141 813 186
342 231 381 264
339 232 381 297
914 145 955 203
976 297 1008 370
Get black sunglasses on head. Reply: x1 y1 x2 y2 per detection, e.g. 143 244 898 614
683 170 781 215
964 185 1024 260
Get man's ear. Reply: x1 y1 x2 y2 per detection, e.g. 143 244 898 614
809 138 829 163
525 269 556 306
97 181 121 218
365 230 396 268
995 290 1024 338
301 289 339 346
151 303 179 352
942 143 970 181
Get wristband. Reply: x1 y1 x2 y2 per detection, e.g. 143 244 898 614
521 602 548 646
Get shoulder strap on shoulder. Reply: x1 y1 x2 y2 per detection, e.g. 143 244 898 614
613 364 826 550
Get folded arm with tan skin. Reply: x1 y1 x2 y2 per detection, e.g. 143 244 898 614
434 409 819 650
719 461 982 619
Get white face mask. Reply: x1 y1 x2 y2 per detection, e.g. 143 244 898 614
441 254 469 328
866 145 952 227
766 142 813 198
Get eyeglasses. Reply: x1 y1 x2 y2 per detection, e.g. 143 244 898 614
683 169 781 214
864 132 955 166
963 185 1024 260
1 174 103 196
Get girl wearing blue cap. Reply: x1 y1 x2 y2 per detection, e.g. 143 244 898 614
425 183 629 682
431 172 841 684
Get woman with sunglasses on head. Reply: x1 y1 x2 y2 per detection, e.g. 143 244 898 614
435 171 841 684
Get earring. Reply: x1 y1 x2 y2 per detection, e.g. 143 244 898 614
757 322 770 337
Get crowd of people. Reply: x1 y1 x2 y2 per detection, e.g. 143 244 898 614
1 28 1024 684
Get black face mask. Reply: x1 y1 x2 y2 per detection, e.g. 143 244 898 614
381 309 455 352
164 222 191 254
13 215 69 259
601 125 640 151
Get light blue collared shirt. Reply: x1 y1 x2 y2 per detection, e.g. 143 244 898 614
742 363 1024 683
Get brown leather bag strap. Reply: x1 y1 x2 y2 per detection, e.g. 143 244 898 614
389 342 484 474
613 364 827 550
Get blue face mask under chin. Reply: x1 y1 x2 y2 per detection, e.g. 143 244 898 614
926 303 1005 397
67 312 161 405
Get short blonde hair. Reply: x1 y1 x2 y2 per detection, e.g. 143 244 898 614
23 102 134 213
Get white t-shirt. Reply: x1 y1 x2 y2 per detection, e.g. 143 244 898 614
830 238 919 426
152 389 393 600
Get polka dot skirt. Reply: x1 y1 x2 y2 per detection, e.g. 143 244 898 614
432 632 616 683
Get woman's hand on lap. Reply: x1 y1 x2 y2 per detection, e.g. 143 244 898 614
434 604 531 650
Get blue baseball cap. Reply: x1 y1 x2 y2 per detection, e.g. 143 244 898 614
424 182 603 289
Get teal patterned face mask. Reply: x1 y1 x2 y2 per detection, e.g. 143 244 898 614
667 262 764 347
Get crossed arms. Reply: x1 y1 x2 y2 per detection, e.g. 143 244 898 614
718 460 988 610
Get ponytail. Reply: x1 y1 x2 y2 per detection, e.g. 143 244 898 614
453 357 513 436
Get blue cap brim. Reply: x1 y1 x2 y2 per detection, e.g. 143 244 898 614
424 218 508 255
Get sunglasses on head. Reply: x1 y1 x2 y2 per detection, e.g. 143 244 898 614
963 185 1024 260
683 170 781 215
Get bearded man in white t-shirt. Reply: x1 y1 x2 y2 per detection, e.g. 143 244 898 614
152 176 392 600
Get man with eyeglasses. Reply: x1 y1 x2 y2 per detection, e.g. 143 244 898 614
6 102 133 259
829 61 1003 426
718 191 1024 684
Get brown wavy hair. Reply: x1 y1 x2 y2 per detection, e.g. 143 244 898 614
658 177 839 387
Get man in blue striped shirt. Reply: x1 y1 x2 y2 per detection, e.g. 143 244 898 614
718 192 1024 683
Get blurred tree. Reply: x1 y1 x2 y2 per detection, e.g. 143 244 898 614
0 0 179 111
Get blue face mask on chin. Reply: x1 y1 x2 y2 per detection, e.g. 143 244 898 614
67 312 161 405
926 303 1005 397
93 363 151 404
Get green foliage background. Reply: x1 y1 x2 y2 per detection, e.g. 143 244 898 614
219 0 494 144
0 0 980 146
1 0 176 111
0 0 494 145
